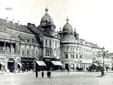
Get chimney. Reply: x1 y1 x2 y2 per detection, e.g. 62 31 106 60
27 23 31 27
18 20 20 25
6 17 9 22
12 19 14 24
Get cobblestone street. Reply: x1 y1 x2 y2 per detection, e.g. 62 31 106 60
0 71 113 85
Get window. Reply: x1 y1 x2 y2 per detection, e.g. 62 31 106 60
45 40 47 46
49 41 51 47
65 52 68 59
71 55 74 59
80 55 82 59
22 49 24 56
50 49 52 56
76 54 78 59
66 54 68 59
27 49 29 56
32 49 34 57
65 46 68 51
46 49 48 56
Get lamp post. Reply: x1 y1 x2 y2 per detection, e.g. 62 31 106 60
101 47 108 76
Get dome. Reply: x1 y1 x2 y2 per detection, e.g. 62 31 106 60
62 17 73 33
40 7 54 27
61 34 77 43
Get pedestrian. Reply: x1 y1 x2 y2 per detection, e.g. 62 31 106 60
47 71 49 78
101 66 104 76
49 71 51 78
68 68 70 73
41 71 44 78
36 70 38 78
35 67 38 78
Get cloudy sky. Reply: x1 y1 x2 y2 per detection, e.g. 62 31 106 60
0 0 113 52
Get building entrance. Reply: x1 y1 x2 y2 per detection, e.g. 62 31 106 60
8 58 15 72
65 64 69 70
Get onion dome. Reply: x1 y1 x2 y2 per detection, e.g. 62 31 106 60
40 7 54 27
62 17 73 34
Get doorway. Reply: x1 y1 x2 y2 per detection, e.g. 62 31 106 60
8 58 15 72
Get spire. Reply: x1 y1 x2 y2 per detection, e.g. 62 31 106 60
74 28 76 32
66 16 69 23
45 6 48 13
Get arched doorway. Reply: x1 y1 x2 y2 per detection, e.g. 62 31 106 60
8 58 15 72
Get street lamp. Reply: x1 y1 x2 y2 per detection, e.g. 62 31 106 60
101 47 108 76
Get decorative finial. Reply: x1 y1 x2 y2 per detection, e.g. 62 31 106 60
66 16 69 23
74 28 76 31
45 6 48 13
60 27 61 31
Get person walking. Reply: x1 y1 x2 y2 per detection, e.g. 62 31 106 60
101 66 104 76
41 71 44 78
35 66 38 78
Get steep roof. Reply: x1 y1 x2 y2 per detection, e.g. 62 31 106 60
0 18 32 34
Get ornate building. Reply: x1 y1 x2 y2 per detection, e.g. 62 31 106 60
59 17 102 71
0 7 111 72
0 18 42 73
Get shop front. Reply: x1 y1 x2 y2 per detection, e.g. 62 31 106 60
43 58 62 70
21 57 35 72
35 61 46 71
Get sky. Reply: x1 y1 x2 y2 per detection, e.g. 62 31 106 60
0 0 113 52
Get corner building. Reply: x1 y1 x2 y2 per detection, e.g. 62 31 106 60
59 18 102 71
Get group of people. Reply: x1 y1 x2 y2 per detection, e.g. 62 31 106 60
36 70 51 78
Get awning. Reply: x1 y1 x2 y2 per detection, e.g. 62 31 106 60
0 62 5 65
51 61 62 66
18 62 22 66
36 61 46 66
93 63 99 66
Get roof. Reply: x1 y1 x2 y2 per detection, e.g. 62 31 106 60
61 34 77 43
79 39 101 49
40 7 54 27
62 22 73 34
62 18 73 34
0 18 33 34
37 25 60 39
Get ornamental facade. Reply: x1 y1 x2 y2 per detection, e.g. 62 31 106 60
0 7 111 73
59 17 102 71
